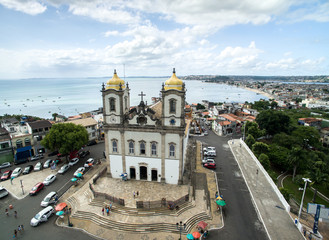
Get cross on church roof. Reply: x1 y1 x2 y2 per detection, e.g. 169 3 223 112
138 91 146 102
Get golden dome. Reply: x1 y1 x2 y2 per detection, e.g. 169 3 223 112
106 69 125 90
164 68 183 91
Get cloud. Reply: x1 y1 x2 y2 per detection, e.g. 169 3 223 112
0 0 47 15
104 31 120 37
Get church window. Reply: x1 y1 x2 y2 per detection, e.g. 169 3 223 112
129 141 134 154
151 142 157 156
140 141 146 155
169 99 176 114
169 144 175 157
110 98 116 112
124 96 128 110
25 138 31 146
112 140 118 153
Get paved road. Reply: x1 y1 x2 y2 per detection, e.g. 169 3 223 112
0 142 105 240
199 130 268 240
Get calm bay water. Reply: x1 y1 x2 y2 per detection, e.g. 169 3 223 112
0 77 267 118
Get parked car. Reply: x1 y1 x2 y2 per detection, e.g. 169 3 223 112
204 163 216 169
11 167 22 178
68 157 79 166
84 158 94 168
74 167 85 177
43 174 56 186
204 130 208 136
47 150 58 157
58 164 70 174
31 154 44 161
0 162 11 169
202 158 215 165
30 182 44 195
0 186 9 198
34 162 43 171
204 150 216 157
43 159 52 168
23 165 34 175
87 140 97 146
41 191 58 207
30 206 54 226
79 150 90 158
1 170 12 181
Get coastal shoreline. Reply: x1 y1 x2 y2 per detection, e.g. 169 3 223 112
241 86 275 100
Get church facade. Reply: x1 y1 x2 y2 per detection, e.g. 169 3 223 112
102 69 189 184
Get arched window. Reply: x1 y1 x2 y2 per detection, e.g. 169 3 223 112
129 141 134 154
16 139 23 149
25 138 31 146
124 96 128 110
169 144 175 157
151 142 157 155
140 141 146 155
112 140 118 153
110 98 116 111
169 99 176 114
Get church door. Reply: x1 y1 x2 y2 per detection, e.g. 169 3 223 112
140 166 147 180
151 170 157 181
130 168 136 179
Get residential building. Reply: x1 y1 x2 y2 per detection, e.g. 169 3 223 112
67 117 98 141
0 127 13 163
27 120 52 154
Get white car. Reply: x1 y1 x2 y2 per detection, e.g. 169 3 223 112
202 158 215 164
0 162 11 169
30 206 54 226
68 158 79 166
11 167 22 178
84 158 94 167
34 162 43 171
58 164 70 174
41 191 58 207
43 174 56 186
74 167 85 177
43 159 52 168
0 186 9 198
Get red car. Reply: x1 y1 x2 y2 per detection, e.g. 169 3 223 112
1 170 12 181
30 182 44 195
204 163 216 169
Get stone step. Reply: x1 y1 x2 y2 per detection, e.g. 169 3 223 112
72 210 185 233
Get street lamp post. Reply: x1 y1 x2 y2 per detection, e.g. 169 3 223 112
176 221 186 240
297 178 312 224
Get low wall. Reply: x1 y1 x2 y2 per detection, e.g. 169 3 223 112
240 138 291 212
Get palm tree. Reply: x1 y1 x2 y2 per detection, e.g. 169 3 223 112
309 167 328 203
288 147 305 181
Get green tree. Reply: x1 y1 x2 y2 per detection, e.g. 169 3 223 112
196 104 205 110
252 142 269 157
291 126 321 150
259 153 270 170
279 187 291 202
309 168 328 203
288 146 306 181
267 144 290 170
272 133 295 149
245 134 255 148
270 101 278 109
41 123 88 161
52 113 58 121
256 110 291 136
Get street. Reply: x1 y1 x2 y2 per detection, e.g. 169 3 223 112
199 129 268 240
0 142 105 240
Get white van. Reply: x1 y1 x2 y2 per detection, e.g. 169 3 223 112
30 206 54 226
205 150 216 157
41 191 58 207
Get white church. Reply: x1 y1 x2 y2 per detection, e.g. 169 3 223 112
102 69 190 185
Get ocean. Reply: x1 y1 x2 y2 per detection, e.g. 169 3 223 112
0 77 268 119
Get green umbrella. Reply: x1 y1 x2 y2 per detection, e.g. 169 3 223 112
216 199 226 206
76 172 83 178
186 233 194 239
71 178 78 182
56 211 64 216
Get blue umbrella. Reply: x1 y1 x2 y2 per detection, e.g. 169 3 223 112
76 172 83 178
71 178 78 182
187 233 194 240
56 211 64 216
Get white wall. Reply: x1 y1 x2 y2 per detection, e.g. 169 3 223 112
126 156 161 181
110 154 123 178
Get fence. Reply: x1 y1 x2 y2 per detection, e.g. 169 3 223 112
89 182 125 206
136 194 189 209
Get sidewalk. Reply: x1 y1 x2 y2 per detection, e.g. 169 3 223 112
229 139 304 240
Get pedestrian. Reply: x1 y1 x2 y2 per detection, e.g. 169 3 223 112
106 207 109 216
14 229 17 238
109 202 112 211
20 224 24 231
102 207 104 215
14 210 17 218
137 191 139 197
5 209 9 216
10 176 14 185
17 225 21 234
133 191 136 198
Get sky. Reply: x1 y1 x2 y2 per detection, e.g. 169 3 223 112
0 0 328 78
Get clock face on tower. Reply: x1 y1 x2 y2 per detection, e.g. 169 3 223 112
170 119 176 125
110 116 116 123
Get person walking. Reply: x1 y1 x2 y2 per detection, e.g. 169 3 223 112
14 229 17 238
14 210 17 218
137 191 139 197
20 224 24 231
102 207 104 215
133 191 136 198
17 225 21 235
106 207 109 216
5 209 9 216
109 202 112 211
